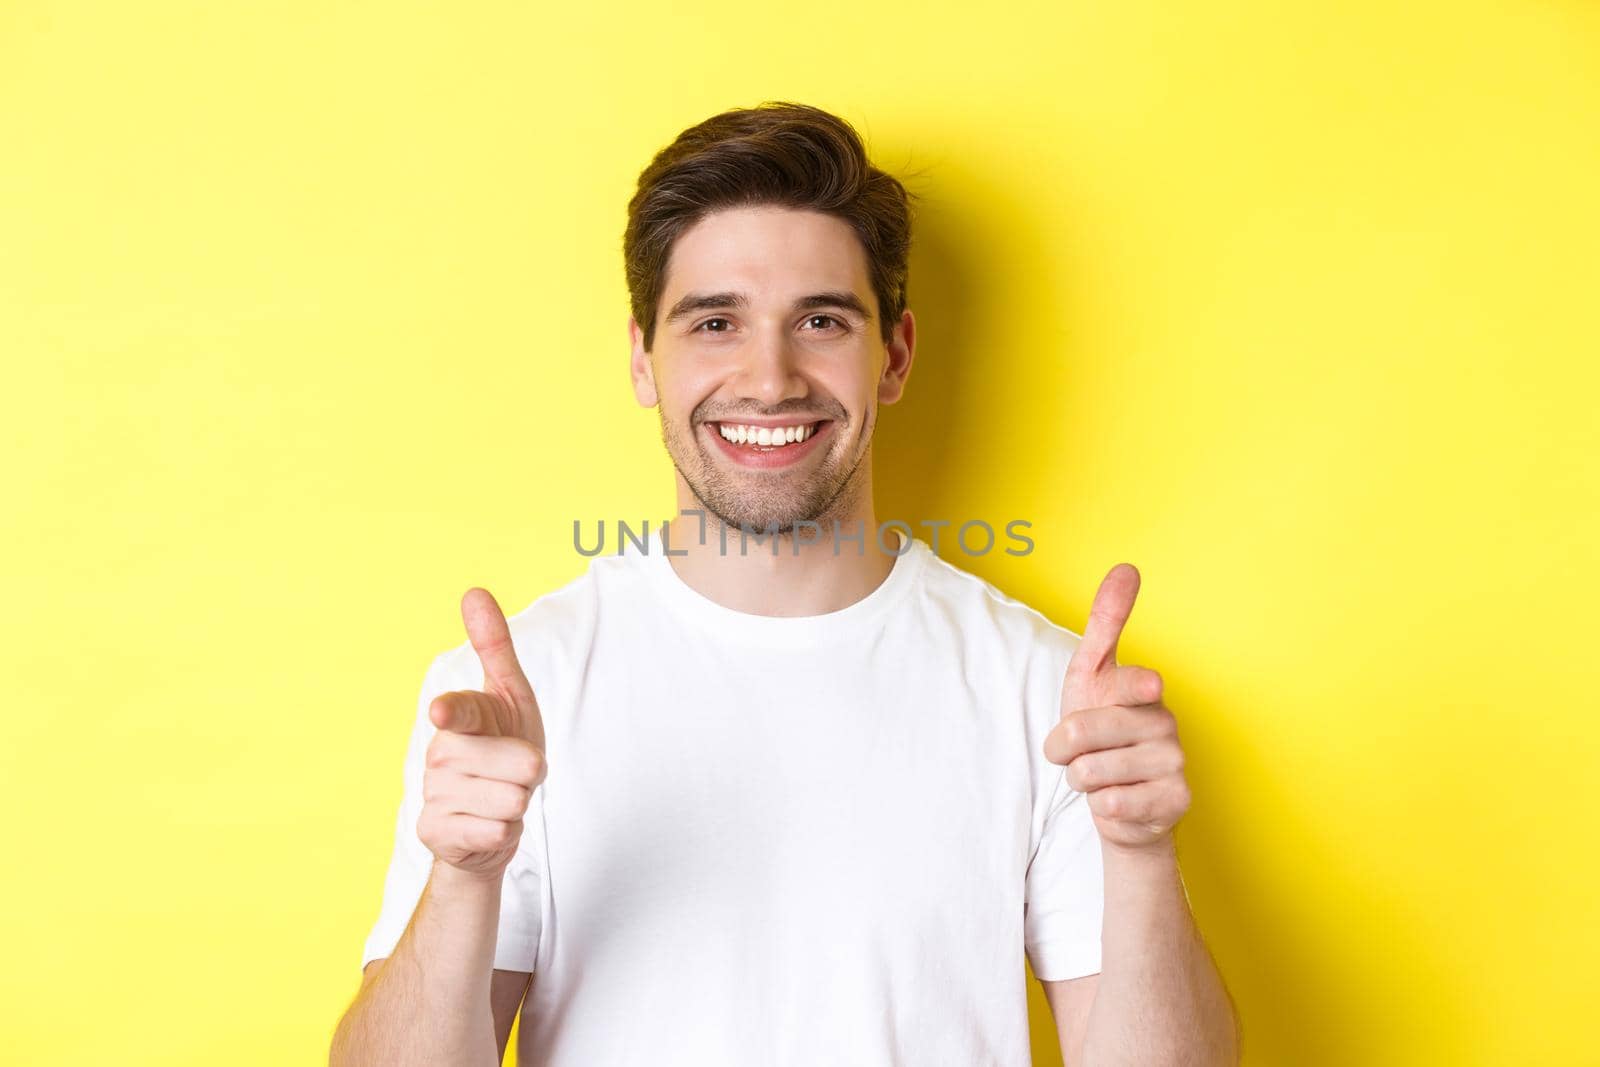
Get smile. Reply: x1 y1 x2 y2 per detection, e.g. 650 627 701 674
703 419 834 469
716 421 819 446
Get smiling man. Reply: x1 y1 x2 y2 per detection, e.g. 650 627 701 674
330 101 1239 1066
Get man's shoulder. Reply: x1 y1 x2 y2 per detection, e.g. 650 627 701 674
909 545 1084 734
912 543 1082 663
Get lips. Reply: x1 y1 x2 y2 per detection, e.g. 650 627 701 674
703 418 835 469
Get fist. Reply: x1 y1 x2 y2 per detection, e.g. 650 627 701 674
1043 563 1191 852
416 586 549 881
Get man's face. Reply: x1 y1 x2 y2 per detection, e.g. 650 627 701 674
630 204 913 536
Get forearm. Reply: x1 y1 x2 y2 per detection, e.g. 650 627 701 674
330 863 504 1067
1078 838 1239 1066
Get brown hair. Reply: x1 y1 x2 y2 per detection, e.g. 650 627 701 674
624 100 915 351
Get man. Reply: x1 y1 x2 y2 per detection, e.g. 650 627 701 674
330 101 1239 1066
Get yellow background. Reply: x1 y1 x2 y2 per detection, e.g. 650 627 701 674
3 2 1595 1064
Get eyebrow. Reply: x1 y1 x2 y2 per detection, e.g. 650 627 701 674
662 289 874 326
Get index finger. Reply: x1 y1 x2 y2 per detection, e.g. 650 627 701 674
429 689 503 737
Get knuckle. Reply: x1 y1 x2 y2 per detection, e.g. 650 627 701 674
1063 713 1090 749
1068 754 1096 791
494 739 543 784
494 781 529 819
425 731 457 769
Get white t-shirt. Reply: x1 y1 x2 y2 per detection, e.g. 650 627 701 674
362 527 1105 1066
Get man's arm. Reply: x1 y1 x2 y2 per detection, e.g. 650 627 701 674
330 864 521 1066
1040 564 1240 1065
1039 974 1096 1061
333 588 548 1065
340 956 530 1065
1040 839 1239 1065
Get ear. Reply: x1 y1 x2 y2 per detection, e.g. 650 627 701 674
629 315 658 407
876 308 916 405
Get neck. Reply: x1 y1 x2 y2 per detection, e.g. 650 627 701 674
660 474 901 619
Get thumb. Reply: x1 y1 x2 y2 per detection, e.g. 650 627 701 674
460 586 545 748
1067 562 1141 683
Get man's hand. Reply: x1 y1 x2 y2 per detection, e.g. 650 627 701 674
416 587 549 881
1043 563 1190 853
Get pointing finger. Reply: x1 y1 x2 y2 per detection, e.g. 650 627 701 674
1044 702 1177 767
429 690 505 738
1110 664 1163 707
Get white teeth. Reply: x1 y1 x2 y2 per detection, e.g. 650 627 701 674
715 422 817 446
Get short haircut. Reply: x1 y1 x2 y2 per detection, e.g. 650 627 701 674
623 101 915 351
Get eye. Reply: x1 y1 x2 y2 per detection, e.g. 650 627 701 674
694 317 734 334
803 314 847 333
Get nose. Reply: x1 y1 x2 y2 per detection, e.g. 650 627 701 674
730 327 808 409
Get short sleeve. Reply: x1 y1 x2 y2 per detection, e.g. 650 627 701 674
360 648 544 973
1021 626 1105 981
1023 770 1105 980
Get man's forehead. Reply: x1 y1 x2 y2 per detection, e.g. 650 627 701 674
661 206 872 304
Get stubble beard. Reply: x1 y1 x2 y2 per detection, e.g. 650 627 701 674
658 410 872 542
